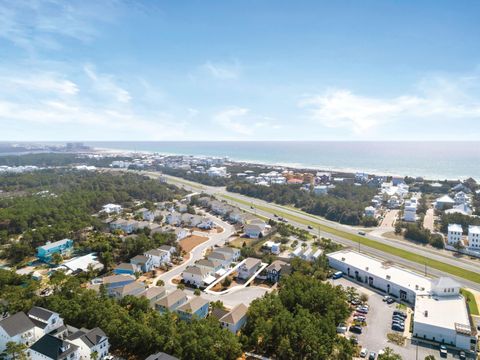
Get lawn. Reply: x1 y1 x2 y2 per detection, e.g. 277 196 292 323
460 289 479 315
220 194 480 285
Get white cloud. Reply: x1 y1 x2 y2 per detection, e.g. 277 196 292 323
84 64 132 103
203 60 240 79
213 107 275 136
299 75 480 134
1 72 79 96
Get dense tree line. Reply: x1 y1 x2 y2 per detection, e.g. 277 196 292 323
242 261 354 359
0 170 184 263
157 167 230 186
227 182 377 226
440 212 480 234
398 223 444 249
0 153 131 168
0 270 241 359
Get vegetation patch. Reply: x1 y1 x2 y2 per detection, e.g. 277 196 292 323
460 288 479 315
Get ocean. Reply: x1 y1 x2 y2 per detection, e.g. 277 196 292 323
84 141 480 181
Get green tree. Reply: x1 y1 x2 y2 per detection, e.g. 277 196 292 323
156 279 165 287
378 347 402 360
5 341 28 360
51 252 63 265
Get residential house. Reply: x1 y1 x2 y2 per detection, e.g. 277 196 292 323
244 224 263 239
435 195 455 210
145 352 179 360
101 204 122 214
195 259 223 274
302 248 313 260
135 286 167 307
177 204 188 213
67 327 109 360
110 281 146 299
214 247 241 262
219 304 248 334
445 203 473 216
159 245 177 255
454 191 471 205
28 307 64 337
237 258 262 280
210 201 229 216
364 206 376 218
266 260 291 283
447 224 463 246
155 290 188 313
403 199 418 222
144 248 171 267
197 197 211 207
181 266 214 287
313 185 329 195
0 312 37 353
176 296 210 321
207 251 233 268
468 226 480 249
109 219 136 234
291 247 303 257
130 255 155 273
173 228 188 241
113 263 136 275
29 334 79 360
36 239 74 262
197 217 214 230
101 274 136 296
136 208 155 222
262 241 281 255
166 212 181 225
311 249 323 260
228 210 244 223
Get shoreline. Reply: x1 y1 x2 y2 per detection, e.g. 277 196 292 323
91 146 470 183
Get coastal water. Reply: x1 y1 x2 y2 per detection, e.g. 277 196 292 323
84 141 480 181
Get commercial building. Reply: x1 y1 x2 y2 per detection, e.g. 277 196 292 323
327 250 476 352
36 239 74 262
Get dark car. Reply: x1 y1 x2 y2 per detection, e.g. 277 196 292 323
393 310 407 318
307 225 313 229
391 324 404 332
350 336 358 345
386 297 395 304
349 325 362 334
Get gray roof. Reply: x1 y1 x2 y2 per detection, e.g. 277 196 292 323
183 266 209 277
145 352 179 360
67 327 107 348
220 303 248 325
177 296 209 314
155 290 187 309
39 238 72 251
28 306 57 322
29 334 78 359
266 260 288 272
241 258 262 270
0 312 35 337
115 263 135 271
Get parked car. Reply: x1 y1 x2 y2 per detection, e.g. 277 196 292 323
386 297 395 304
391 324 404 332
336 323 347 334
350 336 358 345
354 315 366 322
359 348 368 358
358 231 366 235
368 352 376 360
393 310 406 318
392 315 404 321
351 298 362 305
356 306 369 314
332 271 343 279
383 295 391 302
307 225 313 229
439 345 448 358
349 325 362 334
392 320 405 327
459 351 466 360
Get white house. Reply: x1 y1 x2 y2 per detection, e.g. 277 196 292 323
144 248 171 267
214 247 241 262
0 312 38 353
468 226 480 249
181 266 214 287
364 206 376 218
166 212 181 225
207 251 234 268
174 228 188 241
219 304 248 334
102 203 122 214
435 195 455 210
403 199 418 222
136 208 155 222
244 224 263 238
67 327 110 360
262 241 281 255
28 307 64 337
447 224 463 246
237 258 262 280
29 334 80 360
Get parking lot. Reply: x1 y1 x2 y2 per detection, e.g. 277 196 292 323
330 276 461 359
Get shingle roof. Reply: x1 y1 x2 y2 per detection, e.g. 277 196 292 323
210 307 229 321
112 281 145 297
28 306 56 322
177 296 209 314
0 312 35 337
183 266 209 277
155 290 187 309
241 258 262 270
115 263 135 271
67 327 107 348
266 260 288 272
208 251 229 261
145 352 179 360
102 274 135 284
30 334 78 359
220 303 248 325
136 286 166 300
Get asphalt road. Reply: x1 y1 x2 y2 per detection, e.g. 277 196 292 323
149 172 480 292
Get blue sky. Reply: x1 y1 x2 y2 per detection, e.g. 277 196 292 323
1 0 480 141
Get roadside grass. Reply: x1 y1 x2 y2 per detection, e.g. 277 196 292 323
460 289 479 315
220 194 480 285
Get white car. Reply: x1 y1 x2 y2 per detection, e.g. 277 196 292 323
360 348 368 357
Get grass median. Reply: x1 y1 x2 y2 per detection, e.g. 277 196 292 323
460 289 479 315
221 194 480 285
